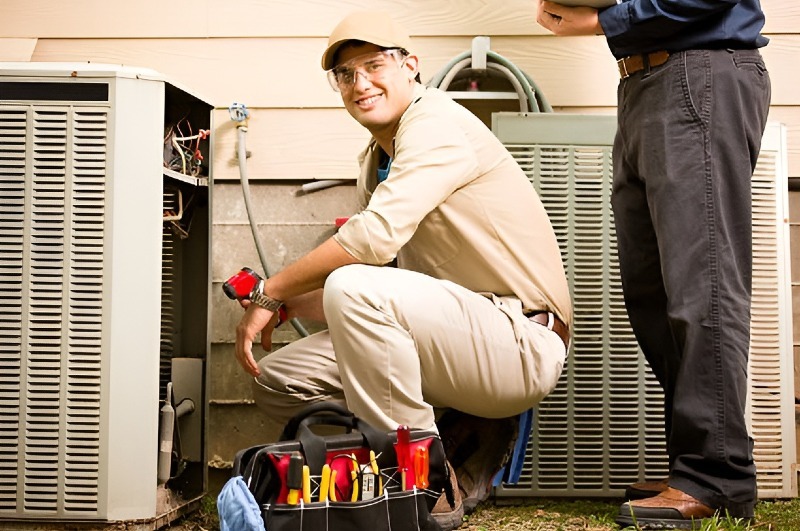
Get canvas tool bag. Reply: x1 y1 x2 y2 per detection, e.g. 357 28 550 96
225 402 454 531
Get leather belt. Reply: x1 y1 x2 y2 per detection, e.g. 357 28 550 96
618 50 670 79
525 311 570 349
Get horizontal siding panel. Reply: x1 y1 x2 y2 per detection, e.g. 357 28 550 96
1 0 796 38
0 39 37 61
29 35 800 108
211 108 369 181
28 36 624 108
212 106 800 182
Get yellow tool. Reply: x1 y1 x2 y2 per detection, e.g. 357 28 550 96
286 452 303 505
302 465 311 504
319 464 331 502
329 469 338 501
369 450 383 496
350 454 359 502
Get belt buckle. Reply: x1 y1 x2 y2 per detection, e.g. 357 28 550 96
617 58 629 79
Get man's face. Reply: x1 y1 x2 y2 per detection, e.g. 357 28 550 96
332 43 417 133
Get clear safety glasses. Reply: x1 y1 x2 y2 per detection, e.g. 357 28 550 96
327 49 407 92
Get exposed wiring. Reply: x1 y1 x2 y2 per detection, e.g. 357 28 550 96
230 102 309 338
164 116 209 177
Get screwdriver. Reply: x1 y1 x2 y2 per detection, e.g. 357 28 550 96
286 452 303 505
414 446 429 489
302 465 311 504
396 425 410 490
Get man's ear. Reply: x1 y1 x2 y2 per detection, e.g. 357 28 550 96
403 55 419 81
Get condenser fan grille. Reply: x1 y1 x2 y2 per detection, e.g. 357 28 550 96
492 113 794 498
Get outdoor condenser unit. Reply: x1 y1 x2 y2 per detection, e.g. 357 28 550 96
491 113 796 499
0 63 212 526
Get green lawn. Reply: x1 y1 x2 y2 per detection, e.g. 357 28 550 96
171 494 800 530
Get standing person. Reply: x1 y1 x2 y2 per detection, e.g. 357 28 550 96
232 10 572 529
535 0 771 528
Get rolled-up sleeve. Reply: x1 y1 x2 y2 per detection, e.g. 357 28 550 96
334 108 479 265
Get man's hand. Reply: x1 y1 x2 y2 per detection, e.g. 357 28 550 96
535 0 604 36
235 302 280 377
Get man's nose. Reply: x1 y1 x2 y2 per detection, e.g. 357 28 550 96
352 70 372 90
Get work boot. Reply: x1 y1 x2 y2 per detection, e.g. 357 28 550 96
617 487 722 529
431 461 464 531
437 411 518 514
625 477 670 500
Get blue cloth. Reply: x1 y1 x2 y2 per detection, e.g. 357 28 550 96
599 0 768 58
217 476 266 531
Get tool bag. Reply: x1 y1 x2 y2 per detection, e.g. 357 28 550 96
224 402 454 531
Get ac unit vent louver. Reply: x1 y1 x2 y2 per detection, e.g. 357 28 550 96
492 113 796 498
1 105 107 514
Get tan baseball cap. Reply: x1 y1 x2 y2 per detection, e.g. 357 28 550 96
321 11 411 70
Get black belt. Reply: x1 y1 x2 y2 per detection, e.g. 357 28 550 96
617 50 670 79
524 311 570 349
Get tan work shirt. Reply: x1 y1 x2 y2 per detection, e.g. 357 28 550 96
334 84 572 326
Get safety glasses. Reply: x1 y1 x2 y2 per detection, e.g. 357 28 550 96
327 49 407 92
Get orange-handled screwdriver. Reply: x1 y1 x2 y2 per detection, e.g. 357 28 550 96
414 446 429 489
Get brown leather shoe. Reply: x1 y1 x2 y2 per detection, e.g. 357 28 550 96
625 477 669 500
616 487 717 529
431 460 464 531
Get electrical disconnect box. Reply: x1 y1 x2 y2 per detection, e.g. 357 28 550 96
0 63 212 528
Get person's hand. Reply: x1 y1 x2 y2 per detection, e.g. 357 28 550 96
234 301 280 377
536 0 604 36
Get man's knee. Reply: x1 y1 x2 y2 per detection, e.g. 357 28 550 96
323 264 379 313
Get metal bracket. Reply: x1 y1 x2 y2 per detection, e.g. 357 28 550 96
471 36 491 71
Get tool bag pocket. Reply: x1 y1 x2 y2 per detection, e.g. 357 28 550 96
228 402 454 530
263 489 441 531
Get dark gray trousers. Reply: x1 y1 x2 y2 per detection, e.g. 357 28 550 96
611 48 771 517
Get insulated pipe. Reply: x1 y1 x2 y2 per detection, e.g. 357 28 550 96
439 60 530 113
428 49 552 113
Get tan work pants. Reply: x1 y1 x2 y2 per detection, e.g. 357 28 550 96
253 265 566 432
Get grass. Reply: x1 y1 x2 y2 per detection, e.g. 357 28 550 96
166 495 800 530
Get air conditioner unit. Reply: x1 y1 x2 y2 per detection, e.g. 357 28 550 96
0 63 212 526
491 113 796 499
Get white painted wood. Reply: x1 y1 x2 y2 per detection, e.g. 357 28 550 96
1 0 795 37
0 38 37 61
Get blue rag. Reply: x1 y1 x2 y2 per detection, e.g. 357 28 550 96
217 476 266 531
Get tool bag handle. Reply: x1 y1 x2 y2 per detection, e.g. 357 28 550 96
280 402 393 474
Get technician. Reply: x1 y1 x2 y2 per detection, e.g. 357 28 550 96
233 10 572 527
535 0 771 528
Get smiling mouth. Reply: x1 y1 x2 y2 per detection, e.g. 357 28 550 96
356 94 383 106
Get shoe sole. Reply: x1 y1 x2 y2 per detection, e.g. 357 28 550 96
432 502 465 531
616 514 709 530
616 514 755 530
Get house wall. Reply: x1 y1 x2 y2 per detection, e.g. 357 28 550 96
2 0 798 492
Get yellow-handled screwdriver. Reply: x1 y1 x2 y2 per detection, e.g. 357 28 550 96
286 452 303 505
302 465 311 504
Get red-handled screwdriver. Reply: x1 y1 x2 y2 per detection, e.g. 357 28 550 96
396 425 410 490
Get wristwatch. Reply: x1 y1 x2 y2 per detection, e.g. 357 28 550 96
249 280 284 312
